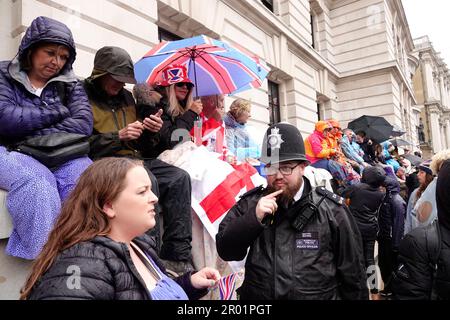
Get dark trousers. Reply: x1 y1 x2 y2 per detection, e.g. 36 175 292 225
363 239 378 293
145 158 192 261
378 237 398 292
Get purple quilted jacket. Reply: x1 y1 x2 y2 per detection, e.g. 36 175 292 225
0 16 93 144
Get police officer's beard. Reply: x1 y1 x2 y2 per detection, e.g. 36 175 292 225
267 178 302 208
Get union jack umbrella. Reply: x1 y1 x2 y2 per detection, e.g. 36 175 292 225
134 35 269 97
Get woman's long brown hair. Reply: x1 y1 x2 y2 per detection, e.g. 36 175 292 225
415 172 434 205
20 157 143 299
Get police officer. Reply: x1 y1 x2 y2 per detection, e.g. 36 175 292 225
216 123 368 300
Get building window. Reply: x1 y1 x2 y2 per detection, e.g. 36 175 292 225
310 14 316 49
268 80 281 124
261 0 274 12
317 102 322 120
158 27 182 42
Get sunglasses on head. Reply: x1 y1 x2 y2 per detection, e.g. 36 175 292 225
175 82 193 89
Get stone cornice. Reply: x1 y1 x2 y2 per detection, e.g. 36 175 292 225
416 40 450 80
408 54 420 69
427 103 442 114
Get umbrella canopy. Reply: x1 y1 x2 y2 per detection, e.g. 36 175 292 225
134 35 269 97
391 124 406 137
389 138 414 147
403 153 423 166
348 115 393 143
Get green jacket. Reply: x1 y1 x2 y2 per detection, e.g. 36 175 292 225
84 79 157 159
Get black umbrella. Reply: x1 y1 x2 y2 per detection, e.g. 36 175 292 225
391 124 406 137
404 153 423 166
389 138 413 147
348 115 394 143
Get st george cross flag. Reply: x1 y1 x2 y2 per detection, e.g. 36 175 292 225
164 145 266 271
219 272 238 300
158 143 266 271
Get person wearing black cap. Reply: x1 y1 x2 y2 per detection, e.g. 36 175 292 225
84 47 195 275
392 159 450 299
404 160 435 235
216 123 368 300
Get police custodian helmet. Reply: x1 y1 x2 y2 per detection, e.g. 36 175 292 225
260 122 309 165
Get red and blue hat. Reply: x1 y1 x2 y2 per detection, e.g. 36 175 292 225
158 64 194 87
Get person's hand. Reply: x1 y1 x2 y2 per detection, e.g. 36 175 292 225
143 109 163 133
226 155 237 165
245 157 259 165
255 189 283 222
190 267 221 289
189 99 203 115
118 121 144 141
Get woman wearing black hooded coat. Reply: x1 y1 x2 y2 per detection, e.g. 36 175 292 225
392 159 450 300
377 176 406 296
340 166 386 295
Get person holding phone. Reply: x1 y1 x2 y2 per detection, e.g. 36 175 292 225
137 64 203 159
216 123 368 300
84 47 195 275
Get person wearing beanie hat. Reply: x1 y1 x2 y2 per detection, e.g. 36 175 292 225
217 123 368 300
341 165 386 297
404 159 436 235
392 159 450 299
84 47 195 275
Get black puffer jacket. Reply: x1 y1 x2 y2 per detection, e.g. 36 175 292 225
216 178 368 300
392 222 450 300
392 160 450 300
28 235 206 300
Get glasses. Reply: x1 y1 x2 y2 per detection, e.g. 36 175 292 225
263 162 302 176
175 82 193 89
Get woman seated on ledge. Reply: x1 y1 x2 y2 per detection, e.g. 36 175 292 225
0 16 93 259
20 157 220 300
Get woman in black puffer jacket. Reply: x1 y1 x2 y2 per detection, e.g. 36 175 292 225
21 157 220 300
392 159 450 300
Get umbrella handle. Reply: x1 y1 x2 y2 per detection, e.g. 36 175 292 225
191 51 199 99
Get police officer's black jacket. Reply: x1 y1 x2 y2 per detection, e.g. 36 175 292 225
216 177 369 300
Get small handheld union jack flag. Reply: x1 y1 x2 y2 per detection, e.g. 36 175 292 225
218 272 237 300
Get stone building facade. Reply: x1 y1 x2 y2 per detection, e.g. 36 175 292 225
412 35 450 158
0 0 420 145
